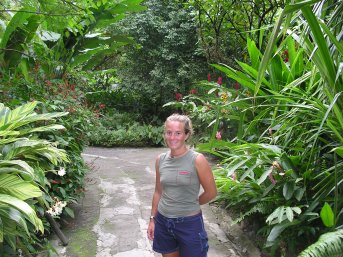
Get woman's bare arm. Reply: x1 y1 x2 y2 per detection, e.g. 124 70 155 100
147 155 162 240
195 153 217 205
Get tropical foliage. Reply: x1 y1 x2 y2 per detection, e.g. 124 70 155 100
1 0 342 256
186 0 290 64
0 101 69 256
114 0 209 120
173 0 342 256
0 0 149 255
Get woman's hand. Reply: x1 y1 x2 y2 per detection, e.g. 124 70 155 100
147 219 155 240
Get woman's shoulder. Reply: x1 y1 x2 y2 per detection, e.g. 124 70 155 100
189 148 201 157
157 151 169 161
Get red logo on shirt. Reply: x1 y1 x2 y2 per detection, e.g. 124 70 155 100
179 171 189 175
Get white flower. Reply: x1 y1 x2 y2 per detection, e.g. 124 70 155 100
47 200 67 217
58 167 66 176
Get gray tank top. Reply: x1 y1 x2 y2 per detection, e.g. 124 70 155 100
157 149 201 218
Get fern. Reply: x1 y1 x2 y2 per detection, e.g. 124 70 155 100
298 229 343 257
232 202 272 224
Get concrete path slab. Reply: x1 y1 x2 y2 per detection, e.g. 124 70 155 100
49 147 260 257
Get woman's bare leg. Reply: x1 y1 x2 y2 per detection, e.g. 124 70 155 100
163 251 180 257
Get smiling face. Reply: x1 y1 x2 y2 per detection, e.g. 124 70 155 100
164 120 189 152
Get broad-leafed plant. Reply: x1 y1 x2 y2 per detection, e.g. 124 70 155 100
0 101 69 256
192 0 342 256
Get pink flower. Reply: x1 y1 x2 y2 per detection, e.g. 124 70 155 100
216 131 222 140
217 76 222 85
190 88 197 94
207 73 211 82
175 92 183 101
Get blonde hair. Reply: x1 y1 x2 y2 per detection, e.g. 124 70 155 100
164 113 193 137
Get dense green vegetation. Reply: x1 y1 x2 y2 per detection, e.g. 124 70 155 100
0 0 342 256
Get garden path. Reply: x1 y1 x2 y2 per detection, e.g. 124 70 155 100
49 147 260 257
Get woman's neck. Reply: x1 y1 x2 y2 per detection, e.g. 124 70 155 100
170 146 189 158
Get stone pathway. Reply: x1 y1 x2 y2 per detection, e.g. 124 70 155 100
49 147 260 257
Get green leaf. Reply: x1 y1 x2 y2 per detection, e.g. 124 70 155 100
0 174 42 200
320 202 335 227
294 187 306 201
0 194 43 233
19 124 66 135
257 166 273 185
286 207 294 222
333 146 343 158
212 63 267 96
283 181 295 200
301 6 336 88
0 206 29 237
0 8 34 49
298 229 343 257
266 220 296 247
0 216 3 242
19 59 30 82
247 38 261 70
63 206 75 218
0 160 34 178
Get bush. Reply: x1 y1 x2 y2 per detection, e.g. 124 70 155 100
87 113 164 147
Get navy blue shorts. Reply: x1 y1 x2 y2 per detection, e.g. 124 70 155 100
153 211 209 257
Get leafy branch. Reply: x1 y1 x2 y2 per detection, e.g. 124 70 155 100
0 9 81 16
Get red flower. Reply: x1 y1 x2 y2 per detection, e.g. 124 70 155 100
283 49 289 63
217 76 222 85
189 88 197 94
99 103 106 109
207 73 211 82
234 82 240 90
175 92 183 101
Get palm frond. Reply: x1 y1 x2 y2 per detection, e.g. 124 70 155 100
298 229 343 257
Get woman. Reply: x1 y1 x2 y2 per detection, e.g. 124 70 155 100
147 113 217 257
